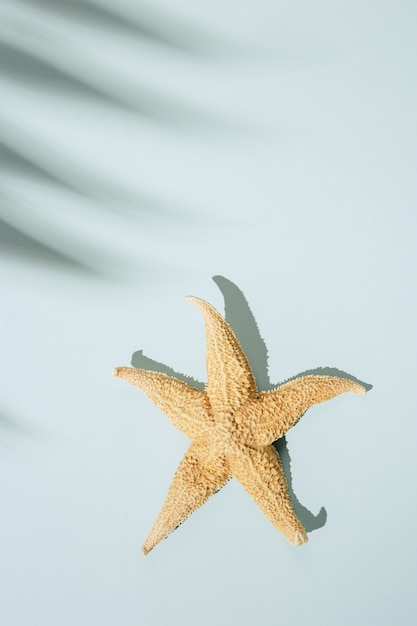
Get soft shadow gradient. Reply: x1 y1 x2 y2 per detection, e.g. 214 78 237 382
0 0 238 277
17 0 231 55
2 2 241 125
0 408 38 446
0 214 94 273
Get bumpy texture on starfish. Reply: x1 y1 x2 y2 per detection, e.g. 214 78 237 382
113 297 367 555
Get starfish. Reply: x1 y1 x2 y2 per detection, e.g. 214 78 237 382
113 297 367 555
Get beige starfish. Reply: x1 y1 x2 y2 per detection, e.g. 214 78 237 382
113 296 367 555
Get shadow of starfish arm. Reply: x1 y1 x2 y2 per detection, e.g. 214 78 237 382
228 444 308 546
273 438 327 533
113 367 212 439
212 275 272 391
250 376 367 447
142 442 230 555
131 350 204 391
186 296 257 412
289 367 373 392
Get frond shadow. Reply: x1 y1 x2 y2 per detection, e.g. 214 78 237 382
0 407 39 446
0 0 239 276
0 126 190 220
18 0 228 55
3 2 242 127
0 214 96 273
0 137 78 194
0 40 128 110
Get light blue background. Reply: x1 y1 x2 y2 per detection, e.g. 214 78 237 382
1 1 416 625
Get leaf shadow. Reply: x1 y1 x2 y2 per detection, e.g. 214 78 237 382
0 40 129 110
0 126 190 220
0 214 96 273
0 407 40 448
17 0 228 55
0 411 28 435
2 2 243 127
0 1 240 277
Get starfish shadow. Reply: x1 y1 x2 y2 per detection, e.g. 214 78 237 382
131 350 204 391
212 275 328 534
131 277 351 535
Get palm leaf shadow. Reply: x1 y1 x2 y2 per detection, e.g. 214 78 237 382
0 407 36 439
0 40 129 110
0 214 93 272
19 0 221 54
0 127 188 218
0 139 77 193
5 0 235 123
0 1 234 276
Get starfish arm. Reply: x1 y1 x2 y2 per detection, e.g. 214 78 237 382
113 367 212 439
247 375 367 447
142 442 230 555
228 444 307 546
186 296 257 414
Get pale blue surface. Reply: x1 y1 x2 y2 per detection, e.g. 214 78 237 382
1 2 417 625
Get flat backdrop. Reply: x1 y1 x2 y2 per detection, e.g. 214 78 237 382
1 1 416 625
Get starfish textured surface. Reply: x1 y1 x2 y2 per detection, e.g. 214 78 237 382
113 297 367 555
